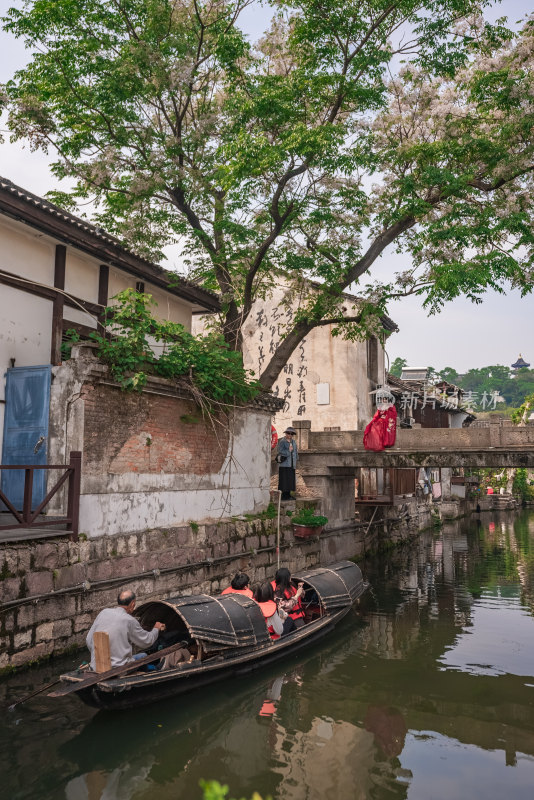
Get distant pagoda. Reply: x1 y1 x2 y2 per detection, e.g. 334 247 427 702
512 353 530 370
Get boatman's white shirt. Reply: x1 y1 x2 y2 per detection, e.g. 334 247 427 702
86 607 159 670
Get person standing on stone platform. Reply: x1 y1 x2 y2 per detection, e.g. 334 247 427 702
276 426 298 501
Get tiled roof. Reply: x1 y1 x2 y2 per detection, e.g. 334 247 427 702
0 176 220 311
386 373 474 418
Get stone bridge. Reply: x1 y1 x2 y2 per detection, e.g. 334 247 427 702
294 421 534 529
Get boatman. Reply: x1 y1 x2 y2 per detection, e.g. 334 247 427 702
86 588 166 670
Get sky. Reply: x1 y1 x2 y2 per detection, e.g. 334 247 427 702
0 0 532 374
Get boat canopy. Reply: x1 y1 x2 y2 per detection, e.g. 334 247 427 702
136 561 364 650
293 561 364 612
136 593 272 651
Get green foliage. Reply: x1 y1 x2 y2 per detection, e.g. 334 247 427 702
290 506 328 527
512 469 534 502
60 328 81 361
243 502 277 521
389 357 407 378
438 367 459 384
472 468 509 492
200 780 267 800
458 365 534 407
88 289 260 407
3 1 533 388
511 392 534 424
262 502 277 520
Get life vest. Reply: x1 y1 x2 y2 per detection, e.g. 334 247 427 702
221 586 253 598
257 599 277 618
271 581 305 622
259 700 276 717
256 599 280 640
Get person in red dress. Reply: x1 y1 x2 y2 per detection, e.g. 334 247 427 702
364 404 397 451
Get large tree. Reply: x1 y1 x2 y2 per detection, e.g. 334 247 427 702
2 0 533 389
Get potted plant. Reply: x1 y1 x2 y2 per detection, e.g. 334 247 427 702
290 507 328 538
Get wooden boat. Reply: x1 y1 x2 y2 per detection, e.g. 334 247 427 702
54 560 366 710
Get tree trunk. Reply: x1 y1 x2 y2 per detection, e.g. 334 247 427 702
259 320 314 390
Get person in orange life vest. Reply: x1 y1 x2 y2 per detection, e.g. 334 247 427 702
253 582 296 639
221 572 253 598
271 567 305 628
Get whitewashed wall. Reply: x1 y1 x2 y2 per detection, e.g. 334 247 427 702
0 285 53 456
77 407 271 537
195 281 388 433
0 217 55 284
49 350 272 537
0 212 199 461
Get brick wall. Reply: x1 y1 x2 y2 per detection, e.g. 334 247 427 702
82 383 229 476
48 350 273 536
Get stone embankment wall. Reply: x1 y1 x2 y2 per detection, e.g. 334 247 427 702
1 490 501 671
0 513 374 671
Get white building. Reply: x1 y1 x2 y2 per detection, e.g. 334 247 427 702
0 175 220 462
240 281 397 433
0 178 278 539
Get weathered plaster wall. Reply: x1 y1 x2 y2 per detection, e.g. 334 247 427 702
48 346 273 537
0 216 55 284
241 283 385 433
64 250 99 303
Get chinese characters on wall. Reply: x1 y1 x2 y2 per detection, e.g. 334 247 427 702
254 301 309 419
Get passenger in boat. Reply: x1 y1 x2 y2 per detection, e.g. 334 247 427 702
86 589 166 670
253 581 296 639
161 643 196 670
272 568 306 628
221 572 253 598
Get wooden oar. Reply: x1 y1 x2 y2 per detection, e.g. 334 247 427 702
6 664 89 710
7 678 63 711
49 641 192 698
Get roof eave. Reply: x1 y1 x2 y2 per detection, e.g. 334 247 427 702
0 177 220 313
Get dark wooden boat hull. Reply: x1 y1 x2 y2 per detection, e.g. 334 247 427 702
60 560 366 710
76 606 351 710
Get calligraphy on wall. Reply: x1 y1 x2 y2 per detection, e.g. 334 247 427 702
254 301 308 418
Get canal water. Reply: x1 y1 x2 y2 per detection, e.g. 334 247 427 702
2 510 534 800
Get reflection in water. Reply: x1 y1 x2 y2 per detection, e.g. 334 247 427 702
2 511 534 799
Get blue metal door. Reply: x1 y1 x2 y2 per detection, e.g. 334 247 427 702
1 365 51 510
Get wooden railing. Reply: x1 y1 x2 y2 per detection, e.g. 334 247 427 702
0 451 81 541
356 467 417 504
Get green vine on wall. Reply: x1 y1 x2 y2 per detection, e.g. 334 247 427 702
511 392 534 425
64 289 261 409
512 469 534 502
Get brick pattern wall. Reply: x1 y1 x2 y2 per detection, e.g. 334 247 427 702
82 383 229 476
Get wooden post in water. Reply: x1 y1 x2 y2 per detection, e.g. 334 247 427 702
93 631 111 673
